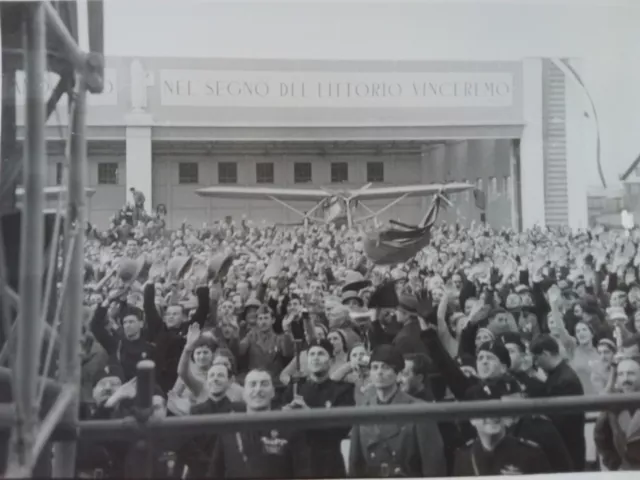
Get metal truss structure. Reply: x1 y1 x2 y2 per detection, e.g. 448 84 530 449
0 2 639 479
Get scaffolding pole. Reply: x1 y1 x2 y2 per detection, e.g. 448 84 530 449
6 2 47 476
51 78 87 478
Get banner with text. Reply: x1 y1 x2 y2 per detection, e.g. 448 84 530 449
14 69 119 107
160 70 514 109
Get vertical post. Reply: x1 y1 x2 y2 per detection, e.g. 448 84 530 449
135 360 156 479
510 139 523 232
6 3 47 476
51 78 87 477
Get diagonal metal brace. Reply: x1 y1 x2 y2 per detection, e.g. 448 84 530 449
43 2 103 94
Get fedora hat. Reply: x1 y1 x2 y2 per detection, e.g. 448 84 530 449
207 252 234 282
167 255 194 281
342 270 371 293
117 256 147 284
262 255 282 282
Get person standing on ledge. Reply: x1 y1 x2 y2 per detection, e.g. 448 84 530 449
130 187 146 224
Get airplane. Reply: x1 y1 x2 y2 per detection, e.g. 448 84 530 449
195 182 474 228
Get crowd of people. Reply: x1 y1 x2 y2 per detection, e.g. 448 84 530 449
76 200 640 478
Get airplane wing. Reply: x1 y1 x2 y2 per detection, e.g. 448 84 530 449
351 182 473 201
195 186 331 202
15 186 97 199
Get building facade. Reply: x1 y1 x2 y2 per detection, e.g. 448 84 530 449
15 56 588 230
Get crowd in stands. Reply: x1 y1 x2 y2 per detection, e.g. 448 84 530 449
76 201 640 477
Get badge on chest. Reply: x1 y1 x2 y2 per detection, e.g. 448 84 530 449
261 429 288 455
500 465 523 475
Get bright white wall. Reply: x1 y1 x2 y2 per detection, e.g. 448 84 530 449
105 0 640 189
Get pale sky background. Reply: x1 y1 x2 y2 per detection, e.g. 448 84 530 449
102 0 640 190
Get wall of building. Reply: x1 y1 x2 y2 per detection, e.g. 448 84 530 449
422 139 513 229
42 141 126 227
106 0 640 190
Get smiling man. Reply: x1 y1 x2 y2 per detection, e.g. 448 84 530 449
206 369 310 479
594 355 640 470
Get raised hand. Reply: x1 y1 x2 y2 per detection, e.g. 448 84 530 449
185 323 201 348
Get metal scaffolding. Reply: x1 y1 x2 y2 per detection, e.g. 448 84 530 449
2 2 640 478
0 1 102 476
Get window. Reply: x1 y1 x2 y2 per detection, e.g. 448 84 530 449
256 162 274 184
294 162 312 184
179 162 199 184
331 162 348 183
97 162 118 185
218 162 237 184
366 162 384 183
55 162 63 185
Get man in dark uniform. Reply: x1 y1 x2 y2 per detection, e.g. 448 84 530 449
399 352 465 475
453 382 553 476
281 338 355 478
493 375 574 472
207 369 311 479
349 345 445 477
530 334 585 471
178 363 234 477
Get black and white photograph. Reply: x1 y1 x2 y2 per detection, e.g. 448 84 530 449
0 0 639 478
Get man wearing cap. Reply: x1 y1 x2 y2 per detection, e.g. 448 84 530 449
492 376 574 472
281 339 355 478
453 380 552 476
360 281 400 350
349 345 445 477
594 355 640 470
90 290 155 382
77 363 126 477
420 316 513 401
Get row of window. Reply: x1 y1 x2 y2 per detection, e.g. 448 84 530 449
177 161 385 185
59 161 513 191
81 161 386 186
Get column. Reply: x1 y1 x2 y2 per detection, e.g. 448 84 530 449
125 113 153 210
520 58 546 229
563 58 589 230
420 145 433 214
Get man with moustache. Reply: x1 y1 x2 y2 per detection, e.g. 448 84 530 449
454 381 552 476
594 355 640 470
281 338 355 478
349 345 445 478
206 369 310 479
